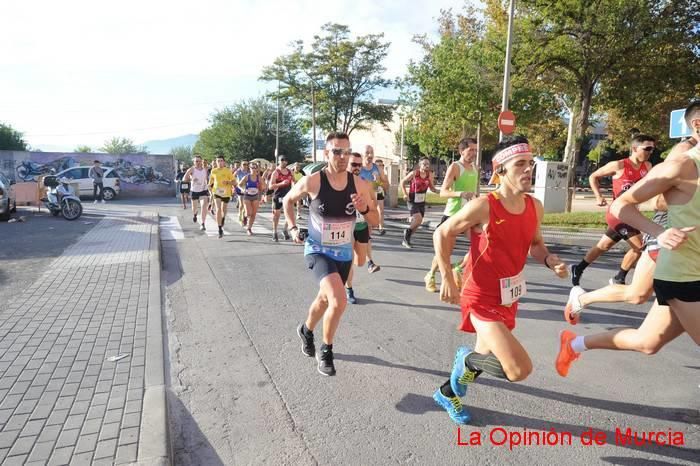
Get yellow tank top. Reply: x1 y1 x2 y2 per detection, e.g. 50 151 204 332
210 168 234 198
654 151 700 282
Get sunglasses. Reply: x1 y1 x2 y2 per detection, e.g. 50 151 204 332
331 148 352 157
640 146 655 152
350 162 362 167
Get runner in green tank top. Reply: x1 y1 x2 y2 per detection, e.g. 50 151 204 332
425 138 479 293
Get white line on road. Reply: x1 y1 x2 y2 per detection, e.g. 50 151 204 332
160 216 184 241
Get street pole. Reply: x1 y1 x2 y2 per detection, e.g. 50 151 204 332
399 116 404 177
499 0 516 142
312 82 317 163
275 80 280 163
476 111 482 195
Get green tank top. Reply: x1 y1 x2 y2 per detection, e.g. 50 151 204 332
655 152 700 282
444 162 478 217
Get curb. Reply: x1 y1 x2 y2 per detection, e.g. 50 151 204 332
137 213 171 466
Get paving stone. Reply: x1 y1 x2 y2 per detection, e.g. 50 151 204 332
19 419 45 437
93 438 118 459
55 428 81 448
27 440 56 462
8 435 35 456
115 442 138 464
118 426 139 445
73 432 98 454
45 409 69 426
98 422 120 441
48 446 74 466
0 430 20 449
36 424 61 444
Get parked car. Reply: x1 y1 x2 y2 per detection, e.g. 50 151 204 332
0 172 17 221
54 166 121 200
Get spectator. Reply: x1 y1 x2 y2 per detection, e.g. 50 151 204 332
89 160 105 204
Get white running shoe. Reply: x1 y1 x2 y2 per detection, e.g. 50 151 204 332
564 286 586 325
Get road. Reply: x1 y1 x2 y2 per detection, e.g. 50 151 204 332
158 197 699 465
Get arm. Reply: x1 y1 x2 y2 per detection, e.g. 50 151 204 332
237 174 249 188
528 198 568 278
439 163 459 198
379 169 390 192
183 168 193 182
400 171 415 199
428 172 437 193
434 197 490 304
284 174 316 243
589 160 621 206
351 177 379 227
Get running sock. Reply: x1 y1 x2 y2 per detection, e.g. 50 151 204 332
440 381 456 398
465 353 507 380
571 336 588 353
615 268 629 281
320 343 332 352
575 260 590 273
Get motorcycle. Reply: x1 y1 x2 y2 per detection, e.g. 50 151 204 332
42 176 83 220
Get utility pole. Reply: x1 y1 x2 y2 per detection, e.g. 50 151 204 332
499 0 516 142
475 111 482 195
275 80 280 163
399 116 404 177
311 82 317 163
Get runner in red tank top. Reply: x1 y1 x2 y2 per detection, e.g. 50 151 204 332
400 157 436 248
570 135 655 290
431 136 569 424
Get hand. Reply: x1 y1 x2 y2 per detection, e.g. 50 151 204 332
440 277 461 305
291 227 303 244
596 196 607 207
657 226 696 250
546 254 568 278
351 193 368 213
461 192 475 201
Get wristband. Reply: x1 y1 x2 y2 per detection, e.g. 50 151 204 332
359 206 370 215
544 255 553 269
289 225 299 232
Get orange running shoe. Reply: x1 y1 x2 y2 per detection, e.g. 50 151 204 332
556 330 580 377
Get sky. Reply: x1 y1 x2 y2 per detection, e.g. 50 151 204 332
1 0 468 151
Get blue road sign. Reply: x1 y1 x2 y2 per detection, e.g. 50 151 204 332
669 108 693 138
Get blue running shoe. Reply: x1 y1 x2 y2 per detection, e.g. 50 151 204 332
450 346 478 397
433 388 471 424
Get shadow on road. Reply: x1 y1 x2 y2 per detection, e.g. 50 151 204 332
168 393 225 466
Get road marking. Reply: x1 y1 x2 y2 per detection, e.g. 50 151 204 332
160 216 184 241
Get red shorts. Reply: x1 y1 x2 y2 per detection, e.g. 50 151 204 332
648 248 659 262
459 298 518 333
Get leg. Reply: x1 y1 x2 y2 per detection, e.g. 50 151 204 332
272 207 281 233
667 299 700 345
93 183 98 200
215 198 224 226
468 315 533 382
354 242 368 267
200 196 209 224
191 195 199 218
221 199 228 222
345 265 354 289
319 273 348 345
579 251 655 307
584 235 617 264
248 201 258 229
377 198 385 231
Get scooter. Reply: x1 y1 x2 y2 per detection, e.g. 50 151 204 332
42 176 83 220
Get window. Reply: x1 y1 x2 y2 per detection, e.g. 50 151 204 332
106 169 118 178
62 168 83 179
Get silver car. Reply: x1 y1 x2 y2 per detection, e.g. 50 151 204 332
0 172 17 221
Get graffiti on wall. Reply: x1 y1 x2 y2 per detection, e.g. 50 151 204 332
0 151 175 197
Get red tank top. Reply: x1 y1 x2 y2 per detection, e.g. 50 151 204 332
410 171 431 193
273 169 294 193
612 158 649 199
461 193 538 307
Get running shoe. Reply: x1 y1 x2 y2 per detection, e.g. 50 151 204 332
272 232 279 242
296 213 302 220
433 388 471 424
450 346 478 397
296 324 315 357
609 276 625 285
556 330 580 377
346 287 357 304
377 228 386 236
247 229 253 236
564 286 585 325
242 216 248 227
424 272 437 293
402 239 412 249
282 229 291 241
367 261 381 274
193 214 197 223
317 346 336 376
570 264 582 287
218 227 223 239
200 223 206 231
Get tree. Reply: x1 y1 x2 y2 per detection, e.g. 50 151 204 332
74 145 92 153
194 97 309 162
170 145 193 165
0 123 28 151
261 23 393 134
99 137 148 154
511 0 700 210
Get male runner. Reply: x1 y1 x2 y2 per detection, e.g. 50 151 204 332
284 133 378 376
345 152 379 304
557 102 700 375
175 163 190 209
401 157 437 248
292 163 304 219
432 136 568 424
269 155 294 242
570 135 655 286
424 138 479 293
183 155 210 231
360 145 389 235
208 156 235 238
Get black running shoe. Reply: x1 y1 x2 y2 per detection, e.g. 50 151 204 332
272 232 279 242
570 264 582 287
193 214 197 223
317 347 336 376
297 324 315 357
609 276 625 285
282 229 291 241
218 226 223 238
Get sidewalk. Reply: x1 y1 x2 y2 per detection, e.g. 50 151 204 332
0 214 168 465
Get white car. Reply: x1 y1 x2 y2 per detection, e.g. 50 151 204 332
54 166 121 200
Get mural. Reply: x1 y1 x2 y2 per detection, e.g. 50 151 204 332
0 151 175 197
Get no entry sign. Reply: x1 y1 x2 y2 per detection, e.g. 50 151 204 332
498 110 516 135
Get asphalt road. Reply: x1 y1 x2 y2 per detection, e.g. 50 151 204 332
160 198 699 466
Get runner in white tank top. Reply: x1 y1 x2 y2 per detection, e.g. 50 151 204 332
183 155 211 230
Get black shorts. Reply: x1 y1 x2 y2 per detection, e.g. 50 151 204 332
305 254 352 284
273 194 288 210
214 195 230 203
266 189 274 196
353 227 370 244
437 215 450 228
408 202 425 217
191 190 210 200
179 183 190 194
377 192 385 201
653 279 700 306
605 225 640 242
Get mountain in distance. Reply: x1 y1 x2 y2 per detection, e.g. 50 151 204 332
141 134 198 154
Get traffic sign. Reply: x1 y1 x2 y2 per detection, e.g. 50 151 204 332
669 108 692 139
498 110 516 135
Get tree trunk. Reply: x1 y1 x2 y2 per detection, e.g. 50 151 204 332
564 83 594 212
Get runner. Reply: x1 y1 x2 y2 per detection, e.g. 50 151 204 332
208 156 235 238
293 163 304 219
175 163 190 209
344 152 379 304
234 160 250 226
262 164 274 205
424 138 479 293
432 136 568 424
557 103 700 375
269 155 294 242
183 155 210 231
400 157 437 248
283 132 378 376
360 145 389 235
570 135 655 287
237 162 265 236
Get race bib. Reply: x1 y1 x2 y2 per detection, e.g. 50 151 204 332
216 187 226 196
321 221 353 246
377 186 385 195
246 187 258 195
414 192 426 203
500 270 527 306
180 182 190 189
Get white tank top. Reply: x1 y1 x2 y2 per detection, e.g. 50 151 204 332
190 167 208 192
